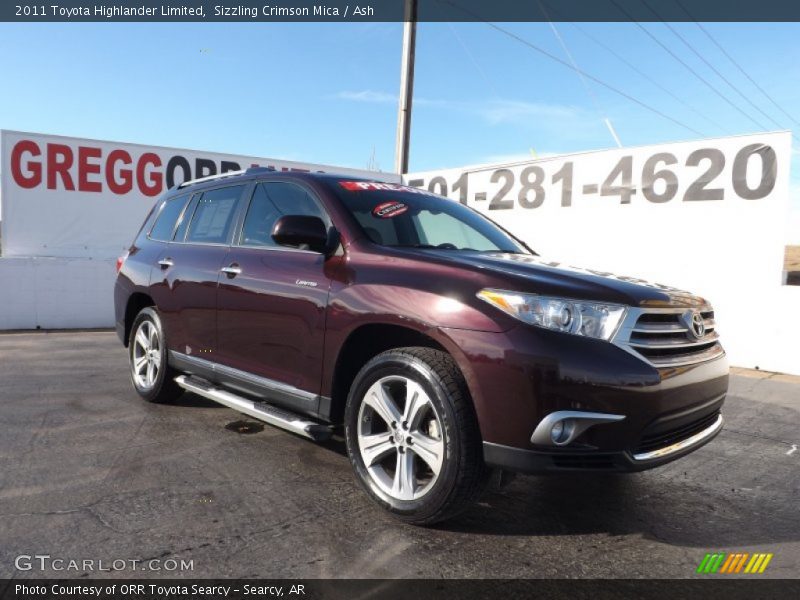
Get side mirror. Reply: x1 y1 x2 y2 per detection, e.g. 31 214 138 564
271 215 330 254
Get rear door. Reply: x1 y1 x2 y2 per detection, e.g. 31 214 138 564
215 180 333 407
150 184 249 358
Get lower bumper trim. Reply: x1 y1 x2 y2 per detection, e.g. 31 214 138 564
632 413 723 461
483 442 622 473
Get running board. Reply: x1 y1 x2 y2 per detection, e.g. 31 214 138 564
175 375 333 442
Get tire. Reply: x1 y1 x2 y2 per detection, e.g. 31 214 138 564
344 347 489 525
128 307 182 404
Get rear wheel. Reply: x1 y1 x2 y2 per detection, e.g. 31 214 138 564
128 307 182 403
344 347 489 525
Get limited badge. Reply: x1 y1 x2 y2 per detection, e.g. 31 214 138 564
372 201 408 218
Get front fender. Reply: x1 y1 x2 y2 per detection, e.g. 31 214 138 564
320 283 499 428
327 283 506 334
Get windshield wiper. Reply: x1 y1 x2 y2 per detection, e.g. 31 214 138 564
402 244 459 250
458 249 527 255
398 245 528 254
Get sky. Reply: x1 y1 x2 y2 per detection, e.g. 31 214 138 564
1 21 799 238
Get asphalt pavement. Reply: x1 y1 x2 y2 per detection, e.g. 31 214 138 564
0 331 797 579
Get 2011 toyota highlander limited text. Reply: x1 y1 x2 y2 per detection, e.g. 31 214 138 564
114 168 728 524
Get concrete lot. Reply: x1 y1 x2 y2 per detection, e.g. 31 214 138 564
0 331 798 579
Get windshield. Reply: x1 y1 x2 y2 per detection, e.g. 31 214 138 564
329 181 529 253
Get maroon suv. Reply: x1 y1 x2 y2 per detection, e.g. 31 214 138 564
114 167 728 524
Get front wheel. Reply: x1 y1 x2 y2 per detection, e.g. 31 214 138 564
344 347 489 525
128 307 182 403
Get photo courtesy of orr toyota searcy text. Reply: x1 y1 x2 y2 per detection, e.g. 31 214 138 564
13 583 296 597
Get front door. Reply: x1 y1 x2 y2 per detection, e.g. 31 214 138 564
215 181 333 406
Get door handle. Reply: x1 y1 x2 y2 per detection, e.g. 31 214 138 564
158 258 174 269
221 264 242 277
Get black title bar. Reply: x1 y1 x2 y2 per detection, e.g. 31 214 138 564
3 0 800 22
2 579 800 600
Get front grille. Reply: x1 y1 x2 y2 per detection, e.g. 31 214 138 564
635 410 720 455
622 308 723 367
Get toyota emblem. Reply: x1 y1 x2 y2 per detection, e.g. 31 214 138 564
690 312 706 339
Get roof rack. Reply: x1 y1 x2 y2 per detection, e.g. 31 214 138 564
245 166 276 176
178 169 244 188
177 166 276 189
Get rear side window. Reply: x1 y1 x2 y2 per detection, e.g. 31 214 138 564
149 194 190 241
239 182 328 247
173 195 198 242
185 185 245 244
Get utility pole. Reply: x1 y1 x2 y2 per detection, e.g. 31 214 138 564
394 0 417 175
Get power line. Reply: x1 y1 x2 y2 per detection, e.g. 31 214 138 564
608 0 769 132
445 15 707 137
537 2 622 147
546 23 602 115
561 19 723 135
486 22 705 136
440 0 718 137
673 0 800 130
447 23 501 99
641 0 783 131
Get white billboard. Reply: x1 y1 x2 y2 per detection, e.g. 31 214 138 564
0 130 393 259
406 132 790 299
406 132 796 375
1 129 797 374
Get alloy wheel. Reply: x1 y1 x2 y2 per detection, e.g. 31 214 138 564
357 375 445 501
132 320 161 390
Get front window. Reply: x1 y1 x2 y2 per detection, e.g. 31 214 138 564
329 181 529 253
239 182 329 247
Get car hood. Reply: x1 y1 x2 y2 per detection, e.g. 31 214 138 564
405 250 707 308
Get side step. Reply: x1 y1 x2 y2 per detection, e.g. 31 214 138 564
175 375 333 442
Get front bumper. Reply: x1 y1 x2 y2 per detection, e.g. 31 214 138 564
441 325 729 472
484 411 723 473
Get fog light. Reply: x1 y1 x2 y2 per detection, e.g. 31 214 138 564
531 411 626 446
551 419 575 445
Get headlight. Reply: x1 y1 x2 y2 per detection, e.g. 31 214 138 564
477 289 627 341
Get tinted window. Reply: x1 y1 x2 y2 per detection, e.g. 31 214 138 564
329 181 527 253
185 185 245 244
173 195 198 242
239 182 328 247
267 182 328 222
413 211 497 251
358 210 399 246
149 194 190 241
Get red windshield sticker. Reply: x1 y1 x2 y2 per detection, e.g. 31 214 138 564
340 181 398 191
339 181 436 196
373 201 408 219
